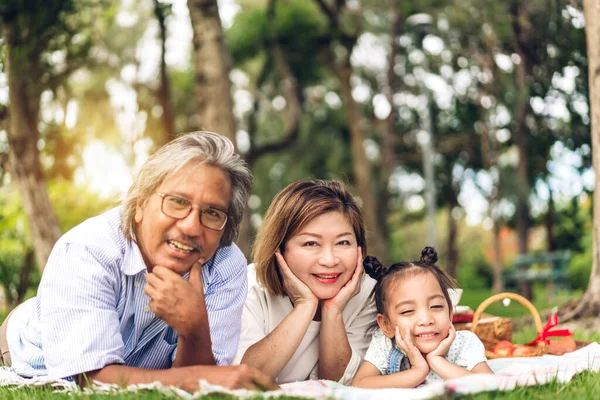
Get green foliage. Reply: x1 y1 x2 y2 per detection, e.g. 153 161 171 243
457 249 493 289
552 197 589 252
47 180 116 232
569 227 593 290
250 99 354 217
227 8 266 63
0 180 114 305
228 0 326 86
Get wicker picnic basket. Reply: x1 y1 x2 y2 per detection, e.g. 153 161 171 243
470 292 547 359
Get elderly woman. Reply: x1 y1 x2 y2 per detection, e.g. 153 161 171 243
234 180 377 384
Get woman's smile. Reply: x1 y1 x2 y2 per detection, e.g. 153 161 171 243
312 272 342 284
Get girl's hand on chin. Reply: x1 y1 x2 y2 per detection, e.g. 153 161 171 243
396 326 429 373
322 247 364 314
276 251 318 307
426 324 456 360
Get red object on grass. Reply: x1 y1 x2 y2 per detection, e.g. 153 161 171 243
452 313 474 323
527 313 573 346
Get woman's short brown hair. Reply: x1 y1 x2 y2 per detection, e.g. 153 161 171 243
253 179 367 296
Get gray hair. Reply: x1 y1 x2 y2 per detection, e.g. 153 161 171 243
121 131 252 246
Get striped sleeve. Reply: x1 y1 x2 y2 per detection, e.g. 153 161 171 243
39 242 125 379
204 244 248 365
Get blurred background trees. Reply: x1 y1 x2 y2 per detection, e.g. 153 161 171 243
0 0 597 315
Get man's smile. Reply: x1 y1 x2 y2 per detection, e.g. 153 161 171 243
167 239 198 253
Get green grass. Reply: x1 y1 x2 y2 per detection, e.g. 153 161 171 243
2 371 600 399
0 288 597 398
459 285 580 319
461 371 600 400
0 388 310 400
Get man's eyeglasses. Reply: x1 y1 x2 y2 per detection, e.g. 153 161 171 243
157 192 229 231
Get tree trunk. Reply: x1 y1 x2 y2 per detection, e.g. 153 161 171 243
446 204 459 279
188 0 237 144
378 7 403 256
238 209 253 260
510 0 533 299
154 0 176 147
476 29 506 294
545 185 556 252
16 249 35 306
0 260 14 308
187 0 254 255
322 48 387 261
3 21 61 271
562 0 600 320
480 122 504 293
491 218 504 293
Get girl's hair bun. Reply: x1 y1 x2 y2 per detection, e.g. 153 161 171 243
419 246 438 265
363 255 387 281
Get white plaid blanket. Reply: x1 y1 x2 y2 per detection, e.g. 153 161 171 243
1 343 599 398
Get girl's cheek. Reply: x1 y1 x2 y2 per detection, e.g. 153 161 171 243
397 319 412 333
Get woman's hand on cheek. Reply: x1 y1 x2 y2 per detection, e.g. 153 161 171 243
276 251 318 308
396 326 429 373
426 324 456 361
322 247 364 315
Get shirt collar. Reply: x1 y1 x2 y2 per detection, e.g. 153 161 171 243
122 239 148 276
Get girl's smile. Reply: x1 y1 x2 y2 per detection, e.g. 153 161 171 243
378 272 452 354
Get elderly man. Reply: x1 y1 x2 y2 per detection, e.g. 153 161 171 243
0 132 275 391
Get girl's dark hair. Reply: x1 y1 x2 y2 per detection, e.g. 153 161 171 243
364 246 457 315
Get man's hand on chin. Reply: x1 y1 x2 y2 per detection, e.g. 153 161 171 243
144 262 206 337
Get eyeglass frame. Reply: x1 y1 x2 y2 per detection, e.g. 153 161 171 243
157 192 229 231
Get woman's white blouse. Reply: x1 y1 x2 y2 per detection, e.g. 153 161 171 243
234 276 377 384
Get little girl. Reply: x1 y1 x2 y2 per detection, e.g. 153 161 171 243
352 247 493 388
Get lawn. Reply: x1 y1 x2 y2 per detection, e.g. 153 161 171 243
1 287 598 399
459 285 579 320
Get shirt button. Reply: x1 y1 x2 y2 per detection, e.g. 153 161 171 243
144 305 150 312
134 281 140 287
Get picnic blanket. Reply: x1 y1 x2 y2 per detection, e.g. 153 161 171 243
1 343 599 398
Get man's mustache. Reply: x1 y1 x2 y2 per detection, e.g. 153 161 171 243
165 235 202 252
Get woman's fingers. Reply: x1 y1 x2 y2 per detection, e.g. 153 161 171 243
275 252 295 279
275 251 315 305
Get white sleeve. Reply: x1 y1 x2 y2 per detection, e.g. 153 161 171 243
362 329 392 375
38 243 124 379
233 286 267 365
203 245 248 365
455 331 487 370
338 289 378 384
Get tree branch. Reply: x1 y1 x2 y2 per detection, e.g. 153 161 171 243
245 0 302 165
246 55 272 154
315 0 339 29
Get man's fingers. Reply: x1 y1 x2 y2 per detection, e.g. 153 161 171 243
188 261 204 289
145 273 162 289
152 265 179 279
250 370 279 391
143 283 158 299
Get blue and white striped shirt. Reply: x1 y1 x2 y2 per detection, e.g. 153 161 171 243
6 207 248 380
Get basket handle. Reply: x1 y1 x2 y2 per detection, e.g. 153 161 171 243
470 292 543 333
